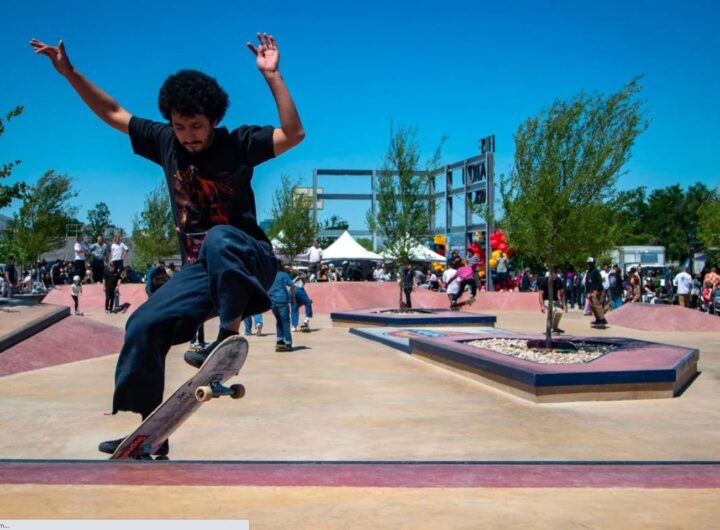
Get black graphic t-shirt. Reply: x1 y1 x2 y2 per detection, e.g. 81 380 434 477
129 116 275 263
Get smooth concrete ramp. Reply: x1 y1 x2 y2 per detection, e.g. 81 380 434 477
0 300 69 352
606 303 720 332
0 316 124 377
43 283 148 315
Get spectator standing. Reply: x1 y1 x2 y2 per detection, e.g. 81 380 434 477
3 256 18 297
307 240 323 282
585 257 607 327
673 267 693 307
495 252 508 290
103 262 120 313
401 264 415 308
626 267 642 302
89 235 109 283
268 263 295 352
609 264 624 309
110 235 129 272
538 269 567 333
74 235 89 281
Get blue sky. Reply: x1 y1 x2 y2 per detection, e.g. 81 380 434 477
1 0 719 233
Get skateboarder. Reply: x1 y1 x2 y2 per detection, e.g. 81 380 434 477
31 32 304 457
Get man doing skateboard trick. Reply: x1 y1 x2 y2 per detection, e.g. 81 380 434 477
31 32 305 457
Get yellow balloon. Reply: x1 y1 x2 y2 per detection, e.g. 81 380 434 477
489 259 497 268
478 269 486 278
492 250 501 259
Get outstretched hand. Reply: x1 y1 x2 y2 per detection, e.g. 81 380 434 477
246 32 279 74
30 38 73 76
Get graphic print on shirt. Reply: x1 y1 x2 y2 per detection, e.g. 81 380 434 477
172 165 234 262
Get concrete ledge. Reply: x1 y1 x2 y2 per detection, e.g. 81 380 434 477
332 307 497 328
350 326 510 353
408 333 699 403
0 302 69 353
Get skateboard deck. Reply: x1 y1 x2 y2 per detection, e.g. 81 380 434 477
110 336 248 460
452 297 476 310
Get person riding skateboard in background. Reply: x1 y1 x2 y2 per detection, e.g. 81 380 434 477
31 31 304 458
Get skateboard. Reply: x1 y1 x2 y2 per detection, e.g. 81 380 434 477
451 297 475 310
298 322 311 333
110 336 248 460
591 323 609 329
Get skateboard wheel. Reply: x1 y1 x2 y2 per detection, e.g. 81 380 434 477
195 386 213 402
230 384 245 399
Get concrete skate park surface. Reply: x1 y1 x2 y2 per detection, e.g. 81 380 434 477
1 285 719 527
42 283 148 315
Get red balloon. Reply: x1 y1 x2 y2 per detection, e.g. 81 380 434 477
506 247 515 257
490 240 499 250
498 242 508 252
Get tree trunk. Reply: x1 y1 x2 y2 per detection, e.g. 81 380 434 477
546 266 554 349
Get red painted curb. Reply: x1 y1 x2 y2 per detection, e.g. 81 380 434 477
1 462 718 489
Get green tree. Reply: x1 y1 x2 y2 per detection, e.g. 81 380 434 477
268 175 317 263
0 106 27 209
85 202 112 239
366 123 444 308
641 183 717 261
131 183 178 271
317 214 349 248
0 170 78 263
697 188 720 255
499 78 647 346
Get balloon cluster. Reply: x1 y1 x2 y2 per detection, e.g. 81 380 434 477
432 235 446 256
488 230 514 269
466 235 486 278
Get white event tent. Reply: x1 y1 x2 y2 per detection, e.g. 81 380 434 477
382 242 447 263
320 231 383 261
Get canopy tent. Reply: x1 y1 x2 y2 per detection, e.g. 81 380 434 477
382 242 447 263
320 231 383 261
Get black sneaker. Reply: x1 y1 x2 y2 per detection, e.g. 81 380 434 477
99 437 169 457
184 340 219 368
275 344 292 352
552 327 565 334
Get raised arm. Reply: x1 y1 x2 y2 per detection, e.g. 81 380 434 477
246 33 305 156
30 39 132 134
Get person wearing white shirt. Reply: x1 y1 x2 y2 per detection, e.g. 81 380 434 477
307 240 323 281
442 261 462 309
673 267 693 307
111 235 129 273
73 235 89 281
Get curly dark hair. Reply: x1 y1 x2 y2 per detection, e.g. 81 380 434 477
158 69 229 123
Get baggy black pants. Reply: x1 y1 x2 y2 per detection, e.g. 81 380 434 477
111 225 277 416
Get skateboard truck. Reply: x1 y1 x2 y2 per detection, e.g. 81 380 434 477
195 375 246 402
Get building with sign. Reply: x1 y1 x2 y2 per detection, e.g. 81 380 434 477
309 135 496 266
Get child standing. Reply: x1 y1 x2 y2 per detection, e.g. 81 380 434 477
71 275 83 315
